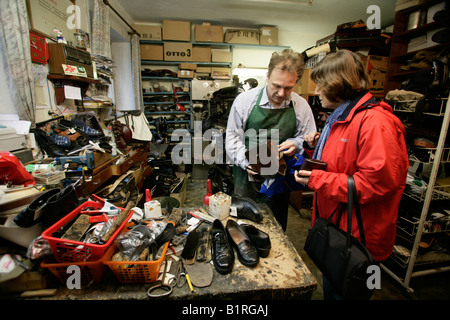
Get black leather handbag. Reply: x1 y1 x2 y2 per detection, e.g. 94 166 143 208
304 176 376 300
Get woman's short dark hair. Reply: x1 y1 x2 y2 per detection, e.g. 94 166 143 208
310 49 370 102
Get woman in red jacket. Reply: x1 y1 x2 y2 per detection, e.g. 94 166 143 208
294 50 409 299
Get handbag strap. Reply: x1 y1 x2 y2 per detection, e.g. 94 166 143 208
347 175 367 245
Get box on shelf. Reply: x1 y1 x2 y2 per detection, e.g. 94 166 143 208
211 50 232 63
224 29 259 45
133 25 162 41
195 23 224 42
192 46 211 62
177 69 194 78
162 20 191 41
195 66 212 75
179 63 197 70
259 27 278 45
362 55 388 97
164 42 193 61
140 44 163 60
295 68 316 96
211 67 231 79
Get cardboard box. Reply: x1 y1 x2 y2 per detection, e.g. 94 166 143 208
179 63 197 70
195 66 212 74
224 29 259 44
195 23 223 42
164 42 193 61
211 67 231 79
140 44 164 60
211 50 232 63
295 68 316 96
133 25 162 41
259 27 278 45
192 46 211 62
177 69 194 78
162 20 191 41
362 55 388 97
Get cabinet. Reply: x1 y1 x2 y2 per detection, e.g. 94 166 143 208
384 0 450 95
381 1 450 293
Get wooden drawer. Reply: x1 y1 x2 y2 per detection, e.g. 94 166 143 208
84 166 113 195
111 148 147 176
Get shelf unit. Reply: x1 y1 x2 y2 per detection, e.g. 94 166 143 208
384 0 450 95
381 0 450 293
383 94 450 293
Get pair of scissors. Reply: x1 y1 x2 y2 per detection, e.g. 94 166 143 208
147 259 174 298
175 260 187 288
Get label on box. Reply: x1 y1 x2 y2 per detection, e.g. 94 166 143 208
62 64 87 77
164 43 192 61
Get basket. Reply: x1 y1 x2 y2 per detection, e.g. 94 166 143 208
40 254 106 285
41 200 133 263
103 222 173 283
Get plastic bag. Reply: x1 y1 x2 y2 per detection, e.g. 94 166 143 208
114 225 152 260
0 152 35 186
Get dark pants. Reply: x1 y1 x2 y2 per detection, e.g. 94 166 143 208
259 191 290 231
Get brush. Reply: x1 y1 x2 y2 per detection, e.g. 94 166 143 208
181 230 199 265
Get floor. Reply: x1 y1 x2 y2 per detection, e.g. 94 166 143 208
186 177 450 300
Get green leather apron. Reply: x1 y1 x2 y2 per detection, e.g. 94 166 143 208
233 87 296 200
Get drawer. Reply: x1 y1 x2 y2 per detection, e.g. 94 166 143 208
111 148 147 176
84 166 113 195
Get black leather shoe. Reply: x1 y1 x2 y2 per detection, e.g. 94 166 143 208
41 185 79 230
242 224 271 258
211 219 234 274
14 188 61 228
226 220 259 268
230 195 263 222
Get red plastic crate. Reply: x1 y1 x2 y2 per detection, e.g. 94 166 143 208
41 200 133 263
41 254 106 285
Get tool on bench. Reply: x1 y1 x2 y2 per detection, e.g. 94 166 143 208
147 258 173 298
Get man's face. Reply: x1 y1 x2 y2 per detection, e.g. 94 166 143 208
266 66 298 108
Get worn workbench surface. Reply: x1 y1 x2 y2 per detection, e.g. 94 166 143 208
43 206 317 300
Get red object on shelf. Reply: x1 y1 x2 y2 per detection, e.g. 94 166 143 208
203 179 213 206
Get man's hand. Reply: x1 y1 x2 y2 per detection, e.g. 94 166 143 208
304 132 321 148
278 140 296 157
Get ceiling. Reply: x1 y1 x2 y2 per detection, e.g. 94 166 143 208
114 0 396 37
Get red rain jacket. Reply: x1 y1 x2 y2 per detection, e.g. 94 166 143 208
308 92 408 261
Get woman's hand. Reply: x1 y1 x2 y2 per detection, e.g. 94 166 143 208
304 132 321 148
294 169 311 185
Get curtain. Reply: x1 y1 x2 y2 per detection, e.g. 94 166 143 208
92 0 111 59
0 0 35 125
131 33 143 110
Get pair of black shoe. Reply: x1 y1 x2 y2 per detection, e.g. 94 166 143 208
211 219 271 274
14 185 79 230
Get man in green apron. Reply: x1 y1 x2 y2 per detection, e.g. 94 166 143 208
226 49 316 230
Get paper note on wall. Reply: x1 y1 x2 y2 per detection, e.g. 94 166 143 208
64 85 82 100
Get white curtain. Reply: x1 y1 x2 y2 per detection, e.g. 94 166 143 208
92 0 111 59
0 0 35 125
131 33 143 110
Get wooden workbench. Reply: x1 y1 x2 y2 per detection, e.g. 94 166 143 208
41 205 317 300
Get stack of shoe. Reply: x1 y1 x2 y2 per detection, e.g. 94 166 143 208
400 51 437 71
211 219 271 274
33 118 106 157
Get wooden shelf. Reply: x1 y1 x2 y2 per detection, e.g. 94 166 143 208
47 74 100 105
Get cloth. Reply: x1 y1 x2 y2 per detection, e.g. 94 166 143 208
259 153 305 197
118 112 153 141
308 92 409 261
313 100 350 160
226 86 316 170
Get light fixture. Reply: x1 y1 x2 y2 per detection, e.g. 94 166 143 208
232 67 268 77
